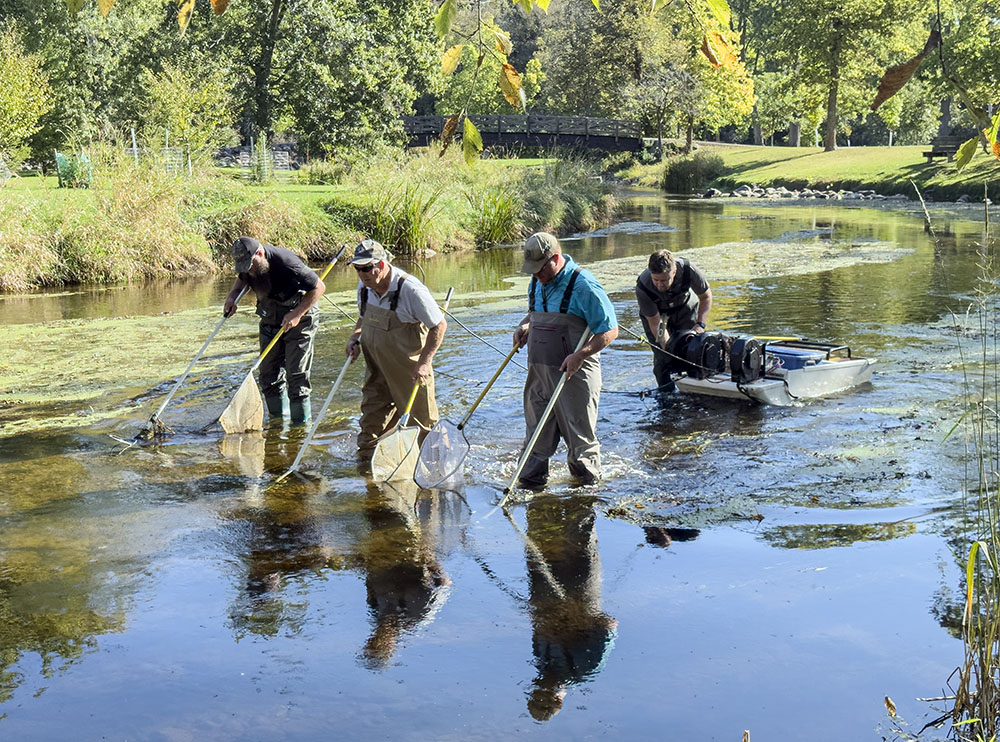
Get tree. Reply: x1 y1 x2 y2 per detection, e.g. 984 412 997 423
139 56 236 161
209 0 439 154
535 0 647 117
0 25 53 165
774 0 932 151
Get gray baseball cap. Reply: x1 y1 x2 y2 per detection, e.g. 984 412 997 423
520 232 561 275
350 239 393 266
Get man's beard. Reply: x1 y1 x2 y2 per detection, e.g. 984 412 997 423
249 256 270 276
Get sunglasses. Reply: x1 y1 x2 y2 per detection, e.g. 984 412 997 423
354 263 376 273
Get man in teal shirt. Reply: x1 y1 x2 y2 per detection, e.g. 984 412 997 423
513 233 618 488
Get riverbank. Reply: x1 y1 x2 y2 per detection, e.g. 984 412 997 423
0 148 617 293
623 142 1000 201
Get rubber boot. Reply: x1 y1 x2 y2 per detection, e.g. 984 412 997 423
265 393 288 419
289 397 311 426
518 455 549 490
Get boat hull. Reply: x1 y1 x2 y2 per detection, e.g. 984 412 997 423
675 356 876 405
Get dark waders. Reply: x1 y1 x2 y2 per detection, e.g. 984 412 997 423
257 295 317 424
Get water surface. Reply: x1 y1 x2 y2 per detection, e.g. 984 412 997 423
2 193 996 740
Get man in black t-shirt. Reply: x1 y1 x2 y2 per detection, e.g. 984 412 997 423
635 249 712 392
224 236 325 424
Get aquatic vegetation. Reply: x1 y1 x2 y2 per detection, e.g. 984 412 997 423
933 226 1000 740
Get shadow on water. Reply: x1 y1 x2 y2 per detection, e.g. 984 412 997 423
2 193 999 738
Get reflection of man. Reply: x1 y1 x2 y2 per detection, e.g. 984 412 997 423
227 490 334 639
636 249 712 392
357 481 451 669
345 240 447 460
513 233 618 488
224 236 325 424
525 494 617 721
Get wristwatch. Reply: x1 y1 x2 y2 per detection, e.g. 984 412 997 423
695 321 706 328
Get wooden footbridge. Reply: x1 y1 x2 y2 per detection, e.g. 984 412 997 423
402 114 643 152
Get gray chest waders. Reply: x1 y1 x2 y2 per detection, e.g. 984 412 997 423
253 290 317 420
517 278 603 487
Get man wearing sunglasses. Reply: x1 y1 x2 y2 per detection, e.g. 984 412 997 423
345 239 447 460
513 232 618 488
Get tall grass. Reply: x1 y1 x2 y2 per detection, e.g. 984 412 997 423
521 158 617 235
466 185 523 246
2 144 621 291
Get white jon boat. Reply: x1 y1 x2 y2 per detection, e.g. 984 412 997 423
675 340 876 406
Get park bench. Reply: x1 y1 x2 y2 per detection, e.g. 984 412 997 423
923 135 966 163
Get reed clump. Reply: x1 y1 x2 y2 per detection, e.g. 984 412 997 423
522 158 617 235
0 202 59 292
465 185 523 246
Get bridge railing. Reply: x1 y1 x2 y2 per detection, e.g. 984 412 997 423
402 114 642 141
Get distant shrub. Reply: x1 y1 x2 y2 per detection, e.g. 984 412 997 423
661 152 726 194
295 158 350 185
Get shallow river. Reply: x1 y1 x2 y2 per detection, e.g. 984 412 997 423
2 192 997 740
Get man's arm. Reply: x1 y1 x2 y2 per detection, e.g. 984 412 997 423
346 316 363 359
281 278 326 331
413 318 447 383
696 288 712 329
223 277 247 317
561 327 618 377
513 314 531 347
642 312 666 346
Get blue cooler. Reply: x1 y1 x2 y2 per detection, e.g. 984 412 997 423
766 345 826 370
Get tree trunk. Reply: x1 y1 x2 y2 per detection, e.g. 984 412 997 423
684 115 694 153
824 36 843 152
752 103 763 145
788 121 801 147
938 98 952 136
251 0 289 139
823 78 839 151
656 111 664 161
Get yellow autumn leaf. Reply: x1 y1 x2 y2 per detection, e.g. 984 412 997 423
700 32 738 69
97 0 115 16
462 117 483 165
178 0 196 31
442 44 464 75
499 63 522 109
210 0 230 13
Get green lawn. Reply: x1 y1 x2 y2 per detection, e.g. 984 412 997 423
701 143 1000 198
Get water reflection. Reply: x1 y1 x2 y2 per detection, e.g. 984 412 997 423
356 481 455 670
523 495 617 721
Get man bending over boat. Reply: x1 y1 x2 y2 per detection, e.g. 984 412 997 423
513 232 618 488
636 249 712 393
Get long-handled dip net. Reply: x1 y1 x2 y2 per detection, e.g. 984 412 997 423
414 343 520 489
